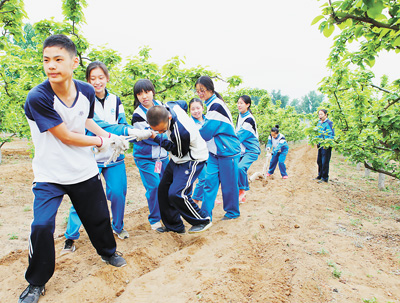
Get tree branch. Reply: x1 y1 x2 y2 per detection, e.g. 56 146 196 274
0 72 11 97
332 12 399 30
333 91 349 131
364 161 398 179
0 133 16 148
384 96 400 110
0 0 11 10
370 83 393 94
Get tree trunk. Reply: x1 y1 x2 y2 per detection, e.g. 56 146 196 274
378 173 385 191
364 167 370 178
356 163 361 171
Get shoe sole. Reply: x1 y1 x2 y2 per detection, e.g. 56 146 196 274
188 222 213 234
113 230 129 240
61 245 76 254
101 258 127 268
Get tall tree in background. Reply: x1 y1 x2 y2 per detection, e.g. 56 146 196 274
312 0 400 179
270 89 290 108
290 91 324 114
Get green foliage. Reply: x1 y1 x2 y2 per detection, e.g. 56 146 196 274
314 0 400 179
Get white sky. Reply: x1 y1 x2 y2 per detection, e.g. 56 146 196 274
24 0 400 100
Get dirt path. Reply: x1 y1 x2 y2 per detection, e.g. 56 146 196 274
0 140 399 302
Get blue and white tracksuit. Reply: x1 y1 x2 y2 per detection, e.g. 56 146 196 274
266 133 289 177
236 111 261 191
153 101 210 231
131 100 169 225
192 115 207 201
199 94 241 220
317 118 334 181
65 90 132 239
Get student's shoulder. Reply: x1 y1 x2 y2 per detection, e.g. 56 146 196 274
74 79 95 96
27 80 53 103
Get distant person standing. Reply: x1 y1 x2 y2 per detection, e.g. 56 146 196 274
315 109 334 183
235 95 260 203
265 125 289 178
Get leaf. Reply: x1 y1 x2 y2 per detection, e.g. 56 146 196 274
366 57 375 67
311 15 325 25
323 23 335 38
393 36 400 47
366 0 384 18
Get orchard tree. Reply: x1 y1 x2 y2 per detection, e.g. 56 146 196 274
0 0 89 158
312 0 400 178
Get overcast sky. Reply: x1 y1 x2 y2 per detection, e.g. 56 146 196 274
24 0 400 100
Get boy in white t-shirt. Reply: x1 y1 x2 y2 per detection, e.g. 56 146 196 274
19 35 127 303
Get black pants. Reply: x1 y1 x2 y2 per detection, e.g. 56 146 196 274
158 160 209 232
317 146 332 181
25 174 116 286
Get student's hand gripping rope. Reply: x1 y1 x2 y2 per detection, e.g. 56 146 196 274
103 130 153 166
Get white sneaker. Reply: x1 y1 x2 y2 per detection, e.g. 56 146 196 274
113 229 129 240
151 222 162 230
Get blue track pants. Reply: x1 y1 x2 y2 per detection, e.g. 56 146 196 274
268 147 289 177
192 162 206 201
135 157 169 225
201 153 240 220
238 153 259 191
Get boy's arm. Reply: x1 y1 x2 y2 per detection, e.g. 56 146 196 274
48 121 103 147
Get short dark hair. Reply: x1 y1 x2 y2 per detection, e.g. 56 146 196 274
43 34 77 57
319 109 328 115
134 79 156 109
271 124 280 134
147 105 169 127
86 61 109 81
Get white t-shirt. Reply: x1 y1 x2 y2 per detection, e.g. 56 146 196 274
24 79 99 184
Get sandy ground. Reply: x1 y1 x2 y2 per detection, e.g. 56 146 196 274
0 139 399 303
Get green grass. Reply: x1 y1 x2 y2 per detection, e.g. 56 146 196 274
8 233 18 240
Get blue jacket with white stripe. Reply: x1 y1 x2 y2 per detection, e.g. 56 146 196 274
317 118 335 140
266 133 289 154
153 101 208 164
199 94 241 157
235 111 261 155
131 100 169 160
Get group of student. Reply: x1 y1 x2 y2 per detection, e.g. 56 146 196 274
18 34 334 303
